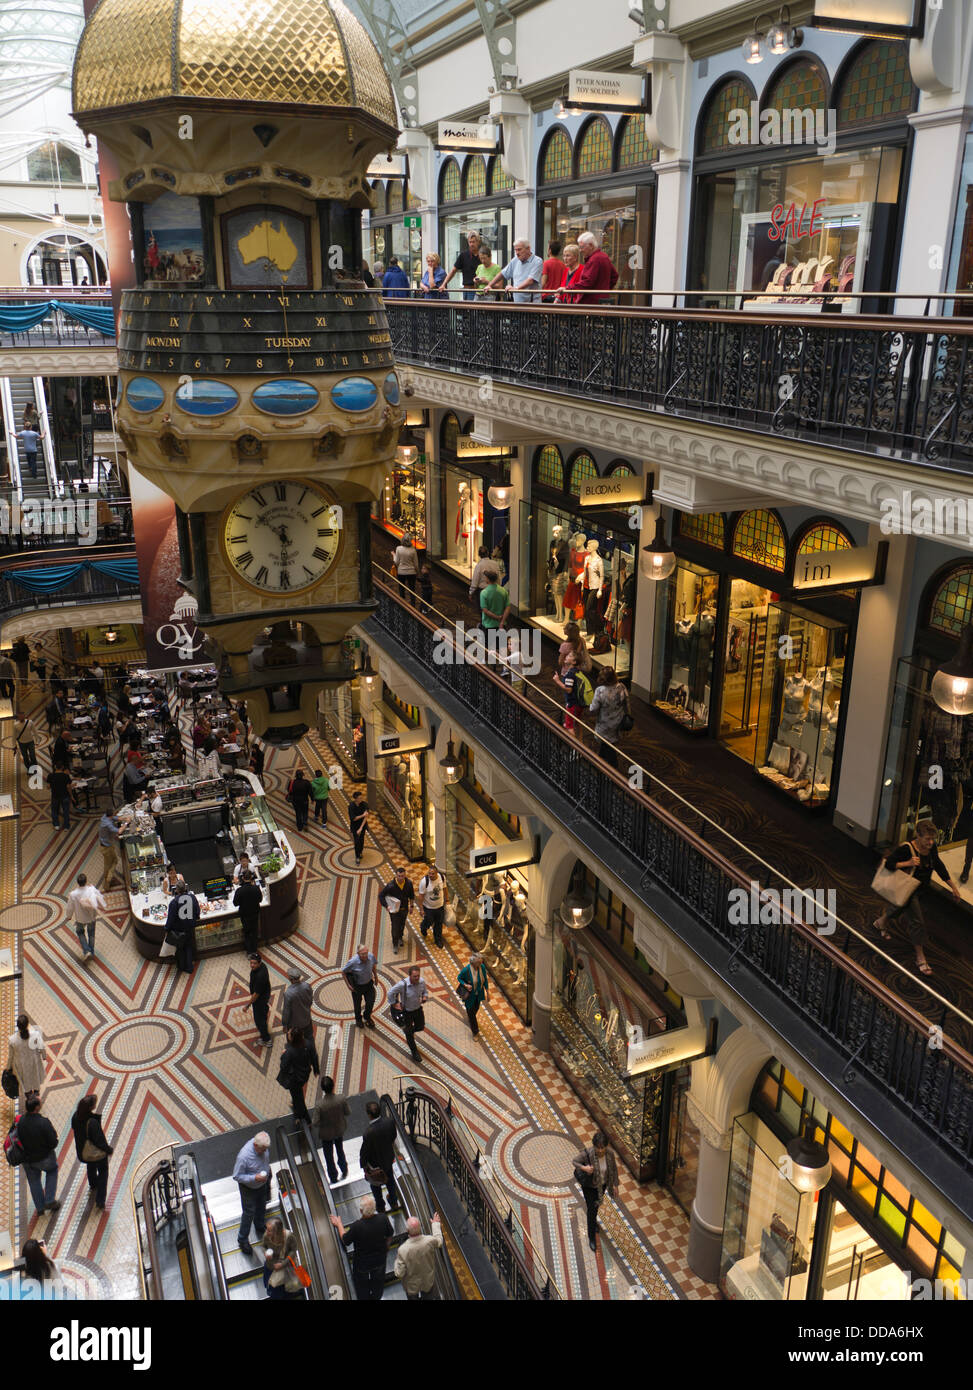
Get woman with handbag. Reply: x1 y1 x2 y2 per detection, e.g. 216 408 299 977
261 1218 306 1300
457 952 489 1038
589 667 632 771
71 1092 113 1210
873 820 960 975
7 1013 46 1106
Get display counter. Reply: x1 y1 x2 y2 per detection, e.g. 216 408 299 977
123 769 299 959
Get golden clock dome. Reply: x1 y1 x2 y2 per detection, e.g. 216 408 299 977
72 0 396 128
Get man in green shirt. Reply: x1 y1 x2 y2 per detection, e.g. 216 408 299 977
310 768 330 825
479 568 511 630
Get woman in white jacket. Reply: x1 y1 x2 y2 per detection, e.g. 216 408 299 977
7 1014 46 1104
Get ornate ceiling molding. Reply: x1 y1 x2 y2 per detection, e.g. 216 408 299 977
0 348 118 377
0 598 141 644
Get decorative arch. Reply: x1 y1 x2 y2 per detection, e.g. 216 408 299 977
370 179 386 214
539 126 572 185
834 39 916 129
463 155 487 200
615 115 657 170
567 449 599 497
731 509 787 572
489 155 514 194
440 411 461 453
386 180 403 214
678 511 726 550
27 139 82 184
794 519 853 556
21 230 107 287
575 115 612 178
608 459 634 476
761 55 829 114
924 562 973 638
534 443 564 490
439 157 461 204
697 74 758 155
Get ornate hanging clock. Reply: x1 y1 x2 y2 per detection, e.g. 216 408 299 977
220 480 343 596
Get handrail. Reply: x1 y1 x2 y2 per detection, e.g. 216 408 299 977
293 1119 355 1300
275 1123 332 1300
130 1146 180 1301
199 1190 230 1302
180 1156 224 1301
378 1093 463 1302
392 1076 564 1299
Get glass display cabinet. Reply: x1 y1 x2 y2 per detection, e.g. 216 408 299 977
721 1113 813 1301
652 561 720 732
231 792 282 864
123 831 164 875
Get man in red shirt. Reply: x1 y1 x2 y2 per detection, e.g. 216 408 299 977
541 240 568 301
574 231 619 305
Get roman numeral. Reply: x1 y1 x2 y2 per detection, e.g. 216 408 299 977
254 565 268 585
274 482 286 501
234 512 253 522
297 488 308 506
251 490 267 508
236 551 253 569
303 565 314 579
317 528 334 537
279 569 291 589
312 547 330 562
229 533 248 544
311 505 327 517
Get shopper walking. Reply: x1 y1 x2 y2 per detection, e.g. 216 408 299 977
359 1099 399 1212
0 652 15 700
390 533 420 604
233 870 263 956
262 1218 304 1299
49 763 74 832
394 1214 443 1299
10 637 29 685
310 768 330 824
7 1014 46 1106
378 865 415 951
287 769 311 832
98 812 123 890
558 621 592 676
281 966 316 1058
348 792 369 864
330 1196 392 1301
589 667 631 771
70 1092 113 1211
873 819 961 975
165 878 200 975
342 944 378 1028
18 1096 61 1217
554 658 588 737
573 1130 619 1252
388 966 429 1063
479 567 511 631
17 1238 62 1298
276 1027 318 1122
243 951 273 1045
13 715 36 769
416 866 447 947
382 257 409 298
232 1131 272 1256
457 952 489 1037
556 243 583 303
15 425 42 479
67 873 107 963
468 545 494 609
310 1077 350 1183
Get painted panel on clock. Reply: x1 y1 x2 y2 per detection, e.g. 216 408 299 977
331 376 378 412
383 372 400 404
126 377 165 413
251 379 319 416
175 379 239 416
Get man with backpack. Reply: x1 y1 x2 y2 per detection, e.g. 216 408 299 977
11 1095 61 1216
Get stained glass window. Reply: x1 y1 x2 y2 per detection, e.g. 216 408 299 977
27 141 82 184
386 181 403 213
577 118 612 176
836 40 915 128
763 58 827 116
370 179 385 215
541 128 572 184
440 159 461 203
407 189 421 210
535 444 564 490
616 115 656 169
464 156 486 200
797 524 851 555
732 509 786 572
610 462 634 476
930 568 973 636
568 451 598 496
678 512 726 549
490 156 514 193
442 413 460 452
699 78 756 154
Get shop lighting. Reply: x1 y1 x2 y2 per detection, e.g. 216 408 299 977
640 515 676 581
785 1124 832 1194
487 483 513 510
767 5 795 53
396 443 418 466
103 628 117 643
742 7 803 64
931 623 973 716
52 202 65 226
439 737 464 785
742 22 763 62
358 654 377 688
559 877 594 930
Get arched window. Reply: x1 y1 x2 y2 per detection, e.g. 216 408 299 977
534 444 564 490
489 156 514 194
441 412 461 452
609 462 634 476
835 40 915 129
796 522 852 556
27 141 82 184
540 127 572 184
464 156 487 200
576 117 612 177
762 57 828 115
678 512 726 549
386 181 403 214
616 115 657 170
440 158 461 204
698 76 757 154
732 509 786 572
928 567 973 637
370 179 386 214
407 189 421 210
568 451 598 497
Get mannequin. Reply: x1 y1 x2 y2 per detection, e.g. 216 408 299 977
582 538 605 637
455 481 476 569
563 533 587 627
688 603 716 707
548 523 570 623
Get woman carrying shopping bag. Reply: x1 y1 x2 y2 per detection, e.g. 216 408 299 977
872 819 961 976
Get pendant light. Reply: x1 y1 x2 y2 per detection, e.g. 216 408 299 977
439 737 464 785
358 653 377 688
640 515 676 581
487 481 513 510
784 1123 832 1194
767 7 802 56
396 442 418 466
931 623 973 716
559 866 594 929
742 21 763 63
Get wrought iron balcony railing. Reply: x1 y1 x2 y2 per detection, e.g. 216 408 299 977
0 290 115 347
0 561 139 620
366 574 973 1220
385 299 973 474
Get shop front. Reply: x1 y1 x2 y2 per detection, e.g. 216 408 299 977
372 417 428 550
521 444 638 676
690 41 917 307
437 155 514 283
371 682 429 861
651 510 878 809
367 177 422 286
318 640 367 779
721 1060 966 1300
442 743 533 1022
427 413 511 585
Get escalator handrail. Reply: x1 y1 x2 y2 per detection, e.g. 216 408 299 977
291 1118 357 1298
180 1160 223 1300
275 1123 336 1300
199 1191 230 1302
379 1094 464 1302
131 1154 174 1301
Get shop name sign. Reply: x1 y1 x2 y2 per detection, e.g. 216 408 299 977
791 543 883 591
457 435 512 458
366 153 407 179
566 68 649 113
578 474 645 506
376 728 431 756
626 1023 709 1077
468 836 537 875
813 0 926 42
436 121 498 153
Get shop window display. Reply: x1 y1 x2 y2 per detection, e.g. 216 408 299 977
374 453 426 546
652 561 719 731
721 1112 814 1300
719 579 773 761
319 673 366 779
540 183 651 294
381 751 425 860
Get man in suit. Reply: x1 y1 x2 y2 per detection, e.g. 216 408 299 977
573 1130 619 1252
360 1099 399 1214
166 878 200 974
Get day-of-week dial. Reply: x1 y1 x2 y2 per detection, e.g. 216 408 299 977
222 479 342 594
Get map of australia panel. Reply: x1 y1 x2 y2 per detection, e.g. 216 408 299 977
223 207 310 289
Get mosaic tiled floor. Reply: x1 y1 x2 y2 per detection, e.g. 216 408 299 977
0 673 718 1301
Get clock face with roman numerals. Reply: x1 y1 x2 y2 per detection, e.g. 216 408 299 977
221 479 343 595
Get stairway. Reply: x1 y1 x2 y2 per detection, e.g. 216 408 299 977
328 1165 411 1300
5 376 53 501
